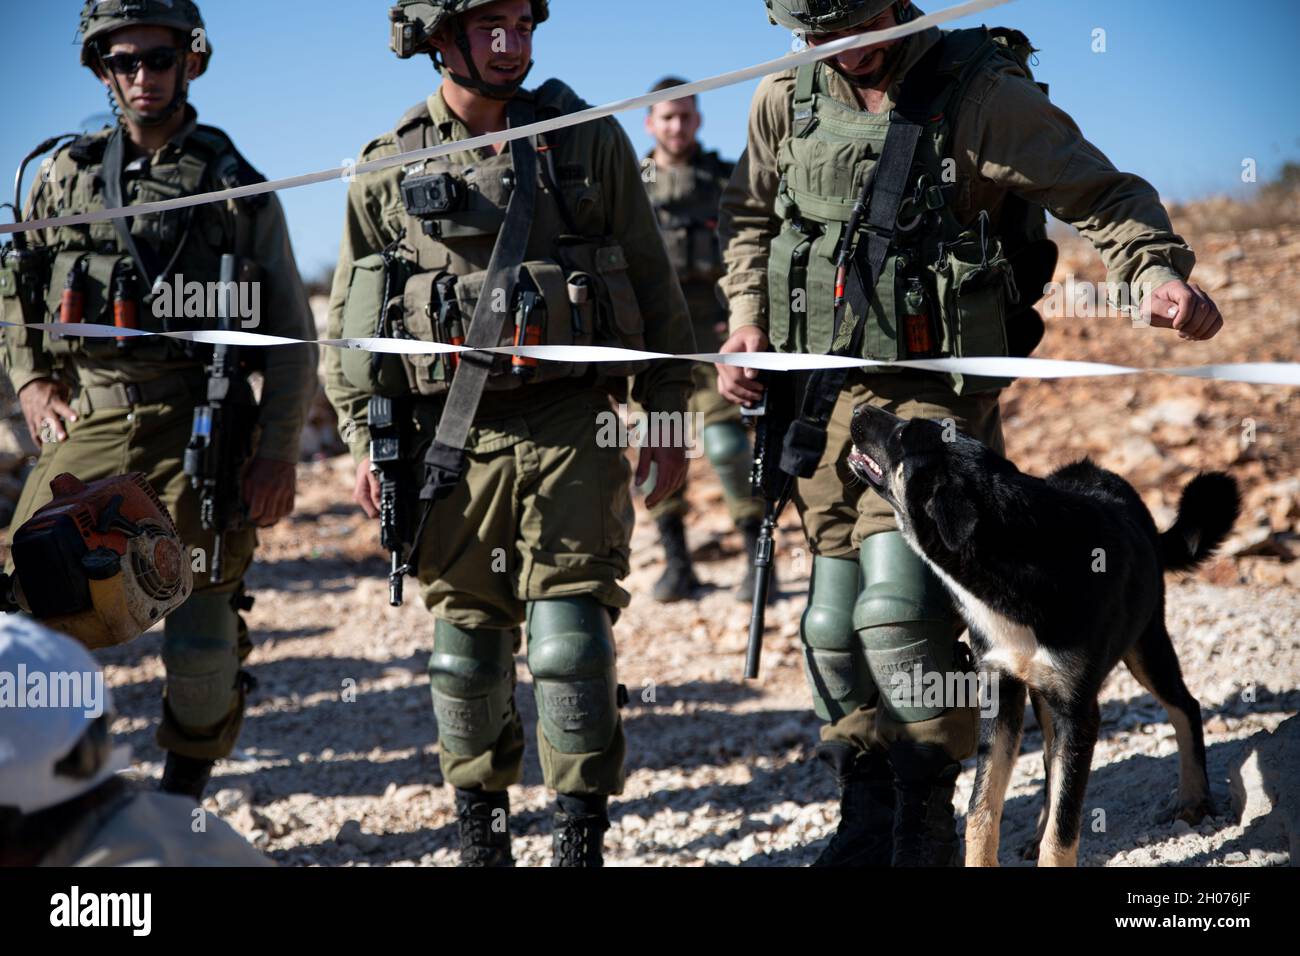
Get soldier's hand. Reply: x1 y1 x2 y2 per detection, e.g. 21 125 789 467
353 456 381 519
18 378 77 447
717 325 770 406
1143 280 1223 341
636 444 687 510
243 458 297 527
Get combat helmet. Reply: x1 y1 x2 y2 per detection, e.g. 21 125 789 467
78 0 209 125
79 0 209 73
766 0 900 33
389 0 549 99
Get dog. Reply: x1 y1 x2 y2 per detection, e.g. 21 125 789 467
846 404 1239 866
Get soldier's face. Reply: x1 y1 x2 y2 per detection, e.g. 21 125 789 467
646 98 701 159
806 2 905 85
96 26 199 118
435 0 535 90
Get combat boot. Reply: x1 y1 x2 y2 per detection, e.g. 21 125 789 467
552 793 609 867
889 741 962 867
160 752 215 801
734 518 776 603
653 514 700 603
455 787 514 867
810 741 894 867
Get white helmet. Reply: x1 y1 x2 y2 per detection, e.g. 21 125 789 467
0 617 130 814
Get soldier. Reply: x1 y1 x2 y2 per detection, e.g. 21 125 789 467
640 78 767 604
0 1 318 801
325 0 695 866
0 616 272 867
717 0 1223 866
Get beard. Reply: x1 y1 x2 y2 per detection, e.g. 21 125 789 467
831 39 908 88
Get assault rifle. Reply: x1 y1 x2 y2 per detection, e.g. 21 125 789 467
183 254 256 583
368 394 419 606
741 369 800 679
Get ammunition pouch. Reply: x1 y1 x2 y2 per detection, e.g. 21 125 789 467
930 218 1017 395
42 251 130 356
341 241 650 397
0 245 51 331
659 215 723 285
37 247 267 364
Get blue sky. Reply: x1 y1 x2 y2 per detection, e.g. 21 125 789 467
4 0 1299 280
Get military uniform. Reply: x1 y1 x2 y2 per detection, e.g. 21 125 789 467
720 1 1196 864
325 0 695 865
643 148 762 526
0 1 318 785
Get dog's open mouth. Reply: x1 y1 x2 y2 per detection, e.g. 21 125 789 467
848 448 885 487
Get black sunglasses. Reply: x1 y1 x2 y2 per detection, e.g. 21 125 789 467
99 46 183 76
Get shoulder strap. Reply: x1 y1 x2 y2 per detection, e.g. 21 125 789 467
792 63 818 136
102 126 164 291
396 100 433 154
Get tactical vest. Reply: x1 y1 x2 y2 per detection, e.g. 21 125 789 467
768 27 1054 394
645 149 733 286
339 80 651 400
22 123 265 364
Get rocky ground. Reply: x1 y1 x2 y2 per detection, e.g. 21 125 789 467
6 198 1299 866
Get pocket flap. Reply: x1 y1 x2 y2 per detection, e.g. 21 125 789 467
399 271 439 368
519 260 573 347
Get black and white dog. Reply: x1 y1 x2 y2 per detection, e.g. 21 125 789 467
847 404 1239 866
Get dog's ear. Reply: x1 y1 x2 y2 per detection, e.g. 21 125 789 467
924 476 978 551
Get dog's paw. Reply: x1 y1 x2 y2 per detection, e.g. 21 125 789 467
1154 796 1215 827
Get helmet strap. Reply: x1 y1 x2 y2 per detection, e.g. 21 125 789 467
95 41 190 129
444 18 533 101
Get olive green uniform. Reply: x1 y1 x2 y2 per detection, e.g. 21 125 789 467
324 84 695 795
1 110 319 760
642 148 762 524
719 22 1196 761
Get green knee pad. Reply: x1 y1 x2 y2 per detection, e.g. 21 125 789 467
801 555 874 722
162 591 241 730
428 620 517 757
701 422 754 507
854 532 956 723
526 597 619 755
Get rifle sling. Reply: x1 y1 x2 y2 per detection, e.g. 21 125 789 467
419 97 540 504
102 125 198 305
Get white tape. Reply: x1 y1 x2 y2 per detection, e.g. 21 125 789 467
7 0 1292 392
9 321 1299 386
0 0 1013 236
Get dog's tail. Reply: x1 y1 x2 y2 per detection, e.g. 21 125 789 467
1159 472 1240 572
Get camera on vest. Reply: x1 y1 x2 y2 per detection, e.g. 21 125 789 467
401 172 465 236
